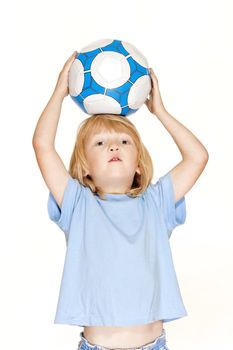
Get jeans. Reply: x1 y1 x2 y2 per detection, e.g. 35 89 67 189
77 329 170 350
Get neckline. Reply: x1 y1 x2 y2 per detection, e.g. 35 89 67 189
95 192 135 201
101 191 143 201
105 192 128 197
103 193 131 201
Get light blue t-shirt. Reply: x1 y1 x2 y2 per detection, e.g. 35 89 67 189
47 171 187 326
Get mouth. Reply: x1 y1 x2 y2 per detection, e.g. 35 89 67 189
108 157 122 162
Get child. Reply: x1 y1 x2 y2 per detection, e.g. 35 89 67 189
32 51 209 350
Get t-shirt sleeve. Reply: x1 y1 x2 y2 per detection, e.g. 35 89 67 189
47 174 82 235
152 171 186 237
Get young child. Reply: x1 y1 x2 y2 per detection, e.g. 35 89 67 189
32 52 209 350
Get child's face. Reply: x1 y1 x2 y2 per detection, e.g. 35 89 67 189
84 130 140 194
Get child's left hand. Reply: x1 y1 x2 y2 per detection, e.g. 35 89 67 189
144 68 166 116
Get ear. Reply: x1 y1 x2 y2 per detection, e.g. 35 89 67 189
84 165 90 177
136 166 141 175
84 170 90 177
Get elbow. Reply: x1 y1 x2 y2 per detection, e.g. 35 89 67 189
32 136 42 150
185 150 209 165
32 136 38 149
201 150 209 163
32 130 40 149
196 152 209 168
195 145 210 164
195 152 209 165
32 137 53 151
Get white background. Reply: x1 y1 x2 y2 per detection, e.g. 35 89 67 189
0 0 232 349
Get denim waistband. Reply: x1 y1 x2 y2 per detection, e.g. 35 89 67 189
78 329 166 350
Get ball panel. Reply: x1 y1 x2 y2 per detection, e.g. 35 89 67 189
83 94 122 114
83 72 92 90
128 75 151 109
122 41 149 68
121 106 138 116
68 59 84 96
101 39 129 57
127 56 149 83
78 52 98 71
70 95 87 113
80 39 113 53
91 52 130 88
90 78 106 94
106 81 132 107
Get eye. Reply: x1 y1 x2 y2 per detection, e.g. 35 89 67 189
95 138 130 146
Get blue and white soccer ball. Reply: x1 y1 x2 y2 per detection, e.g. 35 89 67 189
68 39 151 117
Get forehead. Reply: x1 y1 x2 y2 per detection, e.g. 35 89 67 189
92 131 131 138
86 128 134 141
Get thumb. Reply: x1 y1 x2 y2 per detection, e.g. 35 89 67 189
144 98 149 107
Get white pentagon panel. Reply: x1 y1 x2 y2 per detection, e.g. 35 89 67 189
80 39 113 53
128 75 151 109
91 52 130 89
68 59 84 96
84 94 122 114
122 41 149 68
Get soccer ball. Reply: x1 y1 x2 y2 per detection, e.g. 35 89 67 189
68 39 151 117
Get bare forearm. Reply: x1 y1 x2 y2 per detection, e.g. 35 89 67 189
155 109 209 162
32 89 64 148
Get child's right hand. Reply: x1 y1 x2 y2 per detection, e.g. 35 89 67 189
53 51 78 99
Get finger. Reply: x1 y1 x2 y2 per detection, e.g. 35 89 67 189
149 68 154 75
150 71 156 82
63 52 77 71
66 51 77 63
150 69 159 85
67 51 77 64
150 78 154 89
148 69 154 88
150 67 155 75
149 68 157 79
70 50 78 58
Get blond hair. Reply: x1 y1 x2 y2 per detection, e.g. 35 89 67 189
69 114 154 200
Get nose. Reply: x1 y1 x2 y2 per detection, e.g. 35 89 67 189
109 144 119 151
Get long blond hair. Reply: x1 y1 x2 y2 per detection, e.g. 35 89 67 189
69 114 154 200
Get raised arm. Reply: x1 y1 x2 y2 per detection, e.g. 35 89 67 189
145 68 209 203
32 51 77 209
